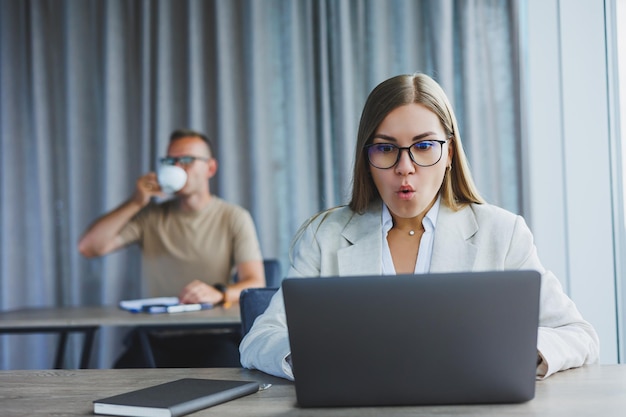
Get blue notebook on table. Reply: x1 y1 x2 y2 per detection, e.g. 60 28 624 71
119 297 213 314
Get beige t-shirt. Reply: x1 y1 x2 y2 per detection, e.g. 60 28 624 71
119 197 263 297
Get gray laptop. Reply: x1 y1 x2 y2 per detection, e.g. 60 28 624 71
282 270 541 408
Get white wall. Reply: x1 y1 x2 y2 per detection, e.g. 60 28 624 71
617 0 626 365
522 0 620 364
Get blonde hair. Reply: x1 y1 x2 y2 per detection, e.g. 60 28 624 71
349 73 484 213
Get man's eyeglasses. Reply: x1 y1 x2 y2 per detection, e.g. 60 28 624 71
364 140 448 169
159 156 209 167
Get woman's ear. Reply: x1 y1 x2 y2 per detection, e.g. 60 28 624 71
447 140 454 167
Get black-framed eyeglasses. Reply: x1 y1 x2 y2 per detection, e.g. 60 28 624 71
159 155 209 167
364 140 448 169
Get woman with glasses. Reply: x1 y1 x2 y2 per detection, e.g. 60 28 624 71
239 73 599 381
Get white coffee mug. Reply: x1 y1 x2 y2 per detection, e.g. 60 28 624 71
157 165 187 193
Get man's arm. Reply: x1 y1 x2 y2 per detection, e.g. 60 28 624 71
179 260 266 305
225 259 266 301
78 172 160 257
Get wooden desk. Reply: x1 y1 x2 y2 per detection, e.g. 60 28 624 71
0 305 240 369
0 365 624 416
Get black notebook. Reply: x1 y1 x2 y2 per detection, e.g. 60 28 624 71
93 378 259 417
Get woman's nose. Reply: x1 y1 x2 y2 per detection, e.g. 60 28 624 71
395 148 416 174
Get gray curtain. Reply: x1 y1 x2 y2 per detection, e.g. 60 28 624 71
0 0 520 369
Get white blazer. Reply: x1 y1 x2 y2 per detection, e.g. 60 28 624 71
239 202 600 380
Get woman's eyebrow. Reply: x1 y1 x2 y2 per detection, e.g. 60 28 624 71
371 134 398 142
372 132 438 142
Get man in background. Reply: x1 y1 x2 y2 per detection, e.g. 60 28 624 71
79 128 265 367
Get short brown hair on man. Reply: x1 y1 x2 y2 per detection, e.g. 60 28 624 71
169 129 215 157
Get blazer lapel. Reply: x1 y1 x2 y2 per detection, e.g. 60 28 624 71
337 206 382 276
430 204 479 272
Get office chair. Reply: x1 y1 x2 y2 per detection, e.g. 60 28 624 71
239 287 279 337
260 259 282 287
233 259 282 288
